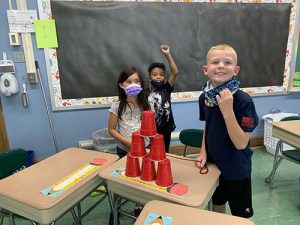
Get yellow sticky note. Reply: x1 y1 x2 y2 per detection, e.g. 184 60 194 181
34 20 58 48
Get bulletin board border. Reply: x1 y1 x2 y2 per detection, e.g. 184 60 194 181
37 0 298 111
288 0 300 92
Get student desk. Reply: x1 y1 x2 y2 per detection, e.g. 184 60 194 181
272 120 300 148
0 147 118 225
134 200 255 225
266 120 300 189
99 154 220 224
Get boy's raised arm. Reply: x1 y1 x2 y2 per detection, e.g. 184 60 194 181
161 45 179 87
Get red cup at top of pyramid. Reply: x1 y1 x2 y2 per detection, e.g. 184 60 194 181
140 110 157 137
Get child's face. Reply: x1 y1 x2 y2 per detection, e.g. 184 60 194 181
203 49 240 87
119 73 141 89
149 68 165 82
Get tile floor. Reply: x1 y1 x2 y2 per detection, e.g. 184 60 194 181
1 148 300 225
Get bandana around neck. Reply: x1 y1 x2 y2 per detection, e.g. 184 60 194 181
202 77 240 107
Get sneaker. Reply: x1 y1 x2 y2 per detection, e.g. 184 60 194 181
134 205 143 217
90 185 106 197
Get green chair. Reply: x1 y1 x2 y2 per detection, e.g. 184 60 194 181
0 148 28 180
0 149 28 225
179 129 204 157
265 116 300 189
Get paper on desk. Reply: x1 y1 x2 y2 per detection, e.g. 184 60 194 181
41 158 107 197
143 212 172 225
112 167 189 196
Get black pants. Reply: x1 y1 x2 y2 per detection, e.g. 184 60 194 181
159 131 171 153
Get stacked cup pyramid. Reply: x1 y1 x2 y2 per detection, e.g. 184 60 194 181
125 110 173 187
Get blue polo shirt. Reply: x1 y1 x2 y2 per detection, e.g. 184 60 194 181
199 90 259 180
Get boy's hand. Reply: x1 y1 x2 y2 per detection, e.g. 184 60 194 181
195 149 207 169
216 88 234 118
160 45 170 55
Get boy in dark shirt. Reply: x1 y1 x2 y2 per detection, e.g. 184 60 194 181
146 45 179 152
195 44 259 218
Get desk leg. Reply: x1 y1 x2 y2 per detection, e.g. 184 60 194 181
207 198 213 211
71 208 78 222
71 206 82 225
8 212 15 225
76 204 82 225
113 199 118 225
108 192 121 225
265 141 283 190
107 191 114 214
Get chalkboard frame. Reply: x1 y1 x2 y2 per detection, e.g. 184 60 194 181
37 0 298 111
290 7 300 92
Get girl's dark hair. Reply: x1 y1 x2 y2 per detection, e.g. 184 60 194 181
117 67 150 120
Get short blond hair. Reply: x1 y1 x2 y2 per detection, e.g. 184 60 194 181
206 44 238 64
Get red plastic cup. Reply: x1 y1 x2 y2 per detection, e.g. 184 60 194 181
129 132 146 157
156 159 173 187
140 110 157 137
140 155 156 181
125 153 140 177
149 134 166 161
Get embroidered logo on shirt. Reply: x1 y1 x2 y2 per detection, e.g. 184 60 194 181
241 117 254 128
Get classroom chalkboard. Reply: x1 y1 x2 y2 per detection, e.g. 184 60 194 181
50 1 290 100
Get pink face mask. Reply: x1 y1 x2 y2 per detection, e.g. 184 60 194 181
124 84 143 96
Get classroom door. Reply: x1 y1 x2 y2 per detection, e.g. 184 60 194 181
0 99 9 152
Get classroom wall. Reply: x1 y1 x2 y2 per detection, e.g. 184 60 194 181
1 0 300 160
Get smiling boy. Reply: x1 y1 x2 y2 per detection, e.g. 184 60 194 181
195 44 259 218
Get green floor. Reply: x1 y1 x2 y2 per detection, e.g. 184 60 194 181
1 148 300 225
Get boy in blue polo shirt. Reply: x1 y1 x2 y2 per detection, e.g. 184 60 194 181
195 44 259 218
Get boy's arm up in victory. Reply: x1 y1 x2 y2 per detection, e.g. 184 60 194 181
161 45 179 87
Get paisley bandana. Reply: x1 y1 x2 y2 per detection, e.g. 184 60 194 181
202 77 240 107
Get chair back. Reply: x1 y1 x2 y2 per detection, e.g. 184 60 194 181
0 148 28 179
280 115 300 122
179 129 203 156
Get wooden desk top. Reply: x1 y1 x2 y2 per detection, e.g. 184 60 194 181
134 200 255 225
272 120 300 148
0 147 118 209
99 154 220 208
